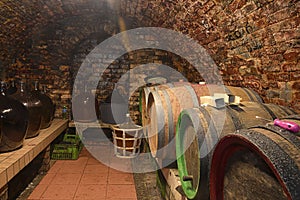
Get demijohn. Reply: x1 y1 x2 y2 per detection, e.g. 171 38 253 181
11 81 42 138
32 81 55 129
0 81 29 152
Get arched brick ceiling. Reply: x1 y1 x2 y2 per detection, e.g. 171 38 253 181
0 0 141 68
0 0 299 111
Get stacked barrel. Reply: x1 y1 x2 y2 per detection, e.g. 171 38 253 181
140 81 300 200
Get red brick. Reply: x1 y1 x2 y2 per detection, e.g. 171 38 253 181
293 92 300 99
283 49 299 62
290 71 300 81
282 64 299 72
227 0 247 13
292 81 300 90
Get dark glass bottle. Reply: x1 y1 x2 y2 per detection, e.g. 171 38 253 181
32 81 54 129
6 80 17 95
41 85 55 122
0 81 29 152
11 81 42 138
72 85 99 122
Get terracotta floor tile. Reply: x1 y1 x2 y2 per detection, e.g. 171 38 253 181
27 184 48 199
109 167 133 174
39 199 71 200
78 148 91 157
87 157 102 165
80 173 108 185
41 184 77 199
84 164 109 174
74 184 107 199
110 157 133 165
29 147 141 200
109 158 134 172
107 184 137 199
63 157 88 166
106 198 137 200
39 173 56 185
87 146 114 157
108 173 135 185
51 173 82 185
57 163 86 174
47 161 64 174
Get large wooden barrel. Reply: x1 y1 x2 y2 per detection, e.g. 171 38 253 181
147 85 199 159
146 83 265 159
139 82 191 126
175 102 295 200
190 84 264 104
210 117 300 200
140 82 263 128
139 83 178 127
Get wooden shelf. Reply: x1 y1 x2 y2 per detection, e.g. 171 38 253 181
0 119 68 189
69 120 113 129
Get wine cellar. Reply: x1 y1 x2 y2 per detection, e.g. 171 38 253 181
0 0 299 200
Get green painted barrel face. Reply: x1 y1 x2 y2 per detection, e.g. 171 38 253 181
176 112 200 199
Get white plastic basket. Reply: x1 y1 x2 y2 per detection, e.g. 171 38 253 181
111 125 144 158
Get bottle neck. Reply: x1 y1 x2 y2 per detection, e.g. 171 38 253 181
11 80 15 87
125 113 131 124
20 82 25 93
84 85 88 93
42 85 47 94
34 81 39 91
0 82 6 95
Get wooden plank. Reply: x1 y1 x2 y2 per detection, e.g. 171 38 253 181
155 158 187 200
161 168 188 200
0 119 68 188
69 120 112 129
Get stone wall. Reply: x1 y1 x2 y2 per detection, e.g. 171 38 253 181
1 0 299 119
121 0 300 112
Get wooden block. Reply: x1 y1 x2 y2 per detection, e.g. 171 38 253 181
6 164 14 181
161 168 188 200
213 93 241 105
200 96 225 108
232 95 241 104
214 93 229 103
0 184 8 200
0 168 7 189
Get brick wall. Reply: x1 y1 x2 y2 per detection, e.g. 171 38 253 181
1 0 299 118
121 0 300 113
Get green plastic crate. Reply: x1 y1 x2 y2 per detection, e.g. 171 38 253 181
51 133 83 160
51 143 83 160
63 133 81 144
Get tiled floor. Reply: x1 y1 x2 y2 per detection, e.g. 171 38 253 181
27 148 137 200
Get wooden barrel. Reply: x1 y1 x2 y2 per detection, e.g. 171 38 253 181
175 102 295 200
146 83 264 159
190 84 264 104
147 85 199 159
139 83 177 127
139 82 190 126
210 117 300 200
140 82 263 128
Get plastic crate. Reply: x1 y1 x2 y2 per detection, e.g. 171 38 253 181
51 133 83 160
51 143 83 160
63 133 81 144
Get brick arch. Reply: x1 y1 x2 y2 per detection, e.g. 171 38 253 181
1 0 299 115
